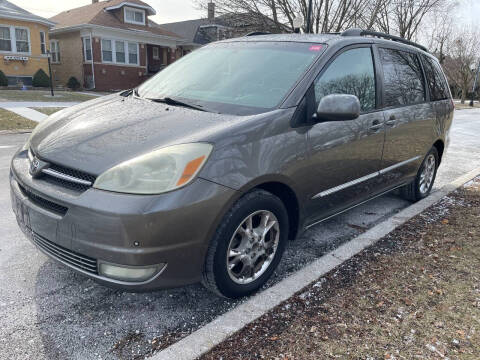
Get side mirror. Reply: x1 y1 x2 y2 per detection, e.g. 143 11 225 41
314 94 361 122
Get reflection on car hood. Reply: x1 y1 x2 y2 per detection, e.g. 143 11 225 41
30 94 239 175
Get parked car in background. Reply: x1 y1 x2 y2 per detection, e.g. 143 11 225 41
10 29 453 298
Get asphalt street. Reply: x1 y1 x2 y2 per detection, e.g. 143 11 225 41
1 109 480 360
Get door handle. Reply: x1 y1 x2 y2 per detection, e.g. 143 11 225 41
385 115 396 126
370 120 383 131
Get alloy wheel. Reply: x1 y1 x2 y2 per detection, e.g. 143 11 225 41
419 154 436 194
226 210 280 285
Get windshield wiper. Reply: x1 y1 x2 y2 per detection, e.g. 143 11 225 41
120 88 140 98
147 96 207 112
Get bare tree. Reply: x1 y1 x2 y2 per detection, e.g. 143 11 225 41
195 0 453 44
423 6 456 64
195 0 389 34
376 0 447 40
442 28 479 103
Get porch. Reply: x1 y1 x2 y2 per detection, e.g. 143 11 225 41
146 44 185 75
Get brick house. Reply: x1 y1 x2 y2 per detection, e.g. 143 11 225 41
160 2 287 50
48 0 185 91
0 0 55 86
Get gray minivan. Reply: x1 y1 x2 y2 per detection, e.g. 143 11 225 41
10 29 453 298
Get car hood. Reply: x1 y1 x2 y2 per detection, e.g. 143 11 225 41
30 94 239 175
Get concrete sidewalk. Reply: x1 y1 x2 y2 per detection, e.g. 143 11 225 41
4 107 47 122
0 101 79 122
0 101 79 108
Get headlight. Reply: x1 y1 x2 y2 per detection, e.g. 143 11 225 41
93 143 213 194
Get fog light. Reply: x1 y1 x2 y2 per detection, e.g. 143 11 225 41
98 263 164 282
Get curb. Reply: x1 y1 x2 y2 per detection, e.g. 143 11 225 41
151 167 480 360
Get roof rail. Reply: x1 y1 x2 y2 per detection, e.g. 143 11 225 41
341 28 428 52
245 31 270 37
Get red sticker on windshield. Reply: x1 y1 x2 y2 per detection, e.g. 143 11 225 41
309 45 322 51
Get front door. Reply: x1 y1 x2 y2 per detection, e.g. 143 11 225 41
305 45 386 225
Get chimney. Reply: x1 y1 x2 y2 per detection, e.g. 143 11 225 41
207 2 215 21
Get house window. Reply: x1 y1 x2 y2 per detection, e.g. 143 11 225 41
152 47 159 59
124 7 145 25
50 40 60 63
101 39 113 62
115 41 125 63
0 26 11 51
101 39 139 65
128 42 138 64
15 28 29 53
40 31 46 54
0 25 31 53
82 37 92 61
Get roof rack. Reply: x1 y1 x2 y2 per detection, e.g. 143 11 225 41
341 28 428 52
245 31 271 37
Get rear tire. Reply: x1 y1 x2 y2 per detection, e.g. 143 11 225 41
202 189 289 299
400 147 439 202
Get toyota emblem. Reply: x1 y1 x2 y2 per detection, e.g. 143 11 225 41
29 156 48 177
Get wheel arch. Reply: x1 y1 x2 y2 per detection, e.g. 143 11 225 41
433 139 445 163
253 181 301 240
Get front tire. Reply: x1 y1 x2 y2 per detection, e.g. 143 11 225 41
202 189 289 298
400 147 439 202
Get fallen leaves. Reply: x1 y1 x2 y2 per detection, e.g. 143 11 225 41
403 298 413 306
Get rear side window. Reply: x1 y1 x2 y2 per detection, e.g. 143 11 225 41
421 55 450 101
314 47 376 112
379 48 425 107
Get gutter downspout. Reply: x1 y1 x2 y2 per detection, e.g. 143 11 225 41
90 31 96 89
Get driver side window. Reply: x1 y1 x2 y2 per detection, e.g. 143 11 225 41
314 47 376 112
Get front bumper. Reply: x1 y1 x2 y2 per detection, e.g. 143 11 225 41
10 149 237 290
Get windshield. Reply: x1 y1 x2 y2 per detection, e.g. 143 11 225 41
137 41 324 115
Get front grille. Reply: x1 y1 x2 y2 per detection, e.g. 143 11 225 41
41 172 93 192
48 163 97 184
19 184 68 216
32 232 98 274
29 149 96 192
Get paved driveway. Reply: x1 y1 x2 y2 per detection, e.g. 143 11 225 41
1 109 480 359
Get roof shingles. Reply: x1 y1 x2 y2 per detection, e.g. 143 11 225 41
0 0 55 26
50 0 181 39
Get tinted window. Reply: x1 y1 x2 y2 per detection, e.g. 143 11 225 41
380 48 425 107
421 55 449 101
314 47 376 112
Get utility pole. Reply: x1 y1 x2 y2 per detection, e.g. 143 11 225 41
306 0 313 34
470 60 480 107
47 50 54 97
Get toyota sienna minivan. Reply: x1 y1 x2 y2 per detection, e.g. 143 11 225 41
10 29 453 298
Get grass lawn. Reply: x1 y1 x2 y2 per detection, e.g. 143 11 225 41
32 107 65 116
0 90 98 102
0 108 37 130
201 180 480 360
455 102 480 110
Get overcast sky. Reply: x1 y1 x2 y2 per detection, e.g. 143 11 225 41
10 0 480 26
